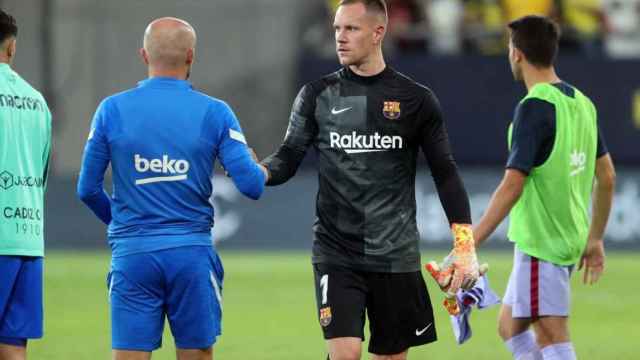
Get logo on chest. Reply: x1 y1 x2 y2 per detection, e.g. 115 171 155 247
569 150 586 177
383 101 401 120
329 131 403 154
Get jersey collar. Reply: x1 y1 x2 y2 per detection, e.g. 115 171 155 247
343 65 392 84
138 76 192 90
0 63 12 73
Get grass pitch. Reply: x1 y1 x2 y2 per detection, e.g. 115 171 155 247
29 250 636 359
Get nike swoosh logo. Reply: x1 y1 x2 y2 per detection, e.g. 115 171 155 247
415 323 432 336
331 106 352 115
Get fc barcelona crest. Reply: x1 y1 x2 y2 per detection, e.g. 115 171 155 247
319 306 332 327
383 101 401 120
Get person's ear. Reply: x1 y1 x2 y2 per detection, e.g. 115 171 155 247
186 48 194 65
373 24 385 46
139 48 150 66
6 38 16 60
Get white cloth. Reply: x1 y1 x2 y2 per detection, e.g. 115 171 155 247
449 274 501 344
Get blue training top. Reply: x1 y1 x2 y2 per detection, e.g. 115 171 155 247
77 77 265 257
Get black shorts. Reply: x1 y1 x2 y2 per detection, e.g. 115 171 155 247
313 263 437 355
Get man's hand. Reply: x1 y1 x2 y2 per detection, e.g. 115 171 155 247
425 257 454 292
425 224 480 296
579 238 605 285
446 224 480 294
247 147 270 182
259 164 270 183
248 147 259 162
425 262 489 315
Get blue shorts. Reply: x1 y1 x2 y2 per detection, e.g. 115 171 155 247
0 256 44 346
108 245 223 351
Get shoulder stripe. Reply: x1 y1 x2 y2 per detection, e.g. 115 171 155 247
229 128 247 144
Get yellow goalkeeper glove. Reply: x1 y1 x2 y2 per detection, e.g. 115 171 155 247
426 261 489 315
427 224 480 296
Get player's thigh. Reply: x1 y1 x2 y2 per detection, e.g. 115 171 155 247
0 256 43 340
112 349 152 360
371 349 408 360
176 347 213 360
326 337 362 360
313 263 367 342
0 343 26 360
532 316 570 347
504 246 573 319
366 271 436 356
109 254 166 352
164 246 223 351
497 304 532 341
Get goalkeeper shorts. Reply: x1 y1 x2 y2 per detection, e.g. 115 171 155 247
313 263 437 355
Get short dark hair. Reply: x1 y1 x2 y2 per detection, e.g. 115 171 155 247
0 9 17 44
338 0 388 20
508 15 560 68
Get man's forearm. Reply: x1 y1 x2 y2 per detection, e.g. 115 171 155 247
589 154 616 242
434 171 472 226
261 144 305 186
79 189 112 225
474 171 525 247
77 150 112 224
588 178 615 242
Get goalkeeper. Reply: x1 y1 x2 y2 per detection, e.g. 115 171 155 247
259 1 480 358
472 16 614 360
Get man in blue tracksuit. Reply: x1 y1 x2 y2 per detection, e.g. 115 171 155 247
77 17 266 360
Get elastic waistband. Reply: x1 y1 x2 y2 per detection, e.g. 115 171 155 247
109 232 212 258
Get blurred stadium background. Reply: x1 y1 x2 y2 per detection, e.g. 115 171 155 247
2 0 639 358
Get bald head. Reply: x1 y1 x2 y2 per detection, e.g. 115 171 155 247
142 17 196 70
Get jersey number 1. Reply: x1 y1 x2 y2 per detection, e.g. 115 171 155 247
320 274 329 305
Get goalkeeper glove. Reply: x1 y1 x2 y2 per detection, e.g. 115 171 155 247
428 224 480 296
426 261 489 315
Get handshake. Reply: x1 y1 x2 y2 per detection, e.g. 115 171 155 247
424 224 488 315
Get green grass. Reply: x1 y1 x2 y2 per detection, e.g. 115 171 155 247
29 250 637 359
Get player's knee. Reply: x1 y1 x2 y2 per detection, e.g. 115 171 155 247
533 318 569 348
497 325 508 341
497 319 513 341
497 307 530 342
175 347 213 360
331 345 361 360
390 353 408 360
534 330 554 348
536 333 569 348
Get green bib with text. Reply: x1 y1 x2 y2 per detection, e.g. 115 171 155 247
508 83 597 265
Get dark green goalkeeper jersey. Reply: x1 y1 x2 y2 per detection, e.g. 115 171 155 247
263 66 471 273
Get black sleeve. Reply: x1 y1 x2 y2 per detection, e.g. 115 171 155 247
261 84 318 186
420 91 472 225
596 125 608 158
506 98 556 174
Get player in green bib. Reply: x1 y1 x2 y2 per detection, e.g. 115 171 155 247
474 16 615 360
0 10 52 359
